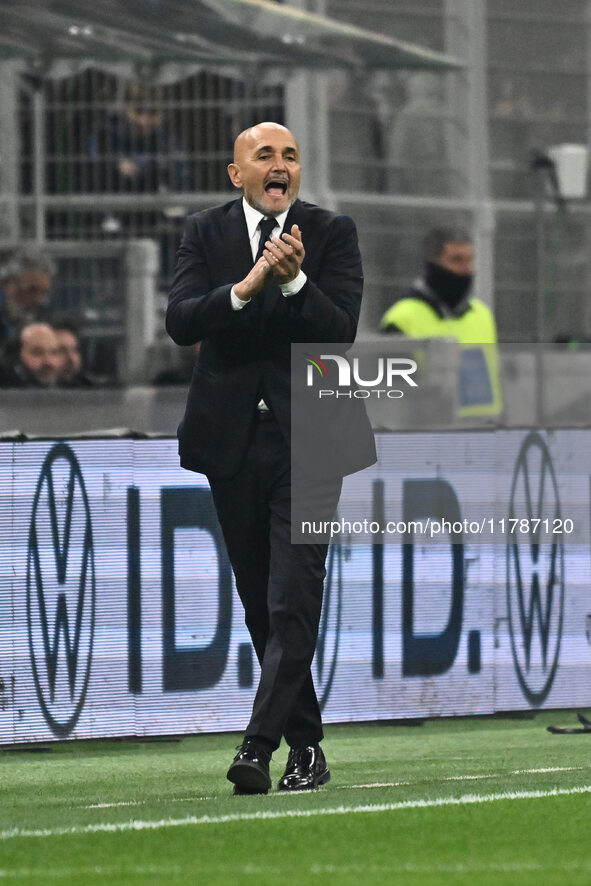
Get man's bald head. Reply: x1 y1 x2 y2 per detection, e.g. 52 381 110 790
228 121 301 217
233 122 299 163
19 322 62 386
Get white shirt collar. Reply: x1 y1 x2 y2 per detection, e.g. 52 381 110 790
242 197 289 245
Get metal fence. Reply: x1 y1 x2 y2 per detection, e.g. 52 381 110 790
325 0 591 342
2 0 591 355
15 66 285 291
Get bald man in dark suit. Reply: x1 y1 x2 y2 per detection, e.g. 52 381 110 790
167 122 375 795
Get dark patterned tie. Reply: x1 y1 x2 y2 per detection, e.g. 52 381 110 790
254 217 277 264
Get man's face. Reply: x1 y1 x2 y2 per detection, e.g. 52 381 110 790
435 241 474 276
227 123 301 217
20 323 62 386
55 329 82 383
7 269 51 314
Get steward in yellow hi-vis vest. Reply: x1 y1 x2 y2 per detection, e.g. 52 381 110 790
380 227 501 417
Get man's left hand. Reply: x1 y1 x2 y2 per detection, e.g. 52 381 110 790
263 224 305 284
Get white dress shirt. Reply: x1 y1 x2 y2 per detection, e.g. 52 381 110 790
230 198 307 310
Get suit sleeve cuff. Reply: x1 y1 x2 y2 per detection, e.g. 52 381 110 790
230 286 251 310
280 270 307 297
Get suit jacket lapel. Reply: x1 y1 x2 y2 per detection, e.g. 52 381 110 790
224 199 255 283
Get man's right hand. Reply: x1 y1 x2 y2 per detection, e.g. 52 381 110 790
233 256 271 302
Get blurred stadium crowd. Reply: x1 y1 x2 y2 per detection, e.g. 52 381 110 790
1 0 590 388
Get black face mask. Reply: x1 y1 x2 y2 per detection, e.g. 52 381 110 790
425 261 473 311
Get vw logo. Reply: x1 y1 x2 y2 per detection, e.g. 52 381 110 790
27 443 95 737
506 432 564 706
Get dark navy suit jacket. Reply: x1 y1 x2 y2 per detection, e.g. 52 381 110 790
166 197 376 479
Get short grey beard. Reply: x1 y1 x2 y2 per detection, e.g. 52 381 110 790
246 195 296 218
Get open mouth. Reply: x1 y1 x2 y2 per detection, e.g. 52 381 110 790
265 179 288 197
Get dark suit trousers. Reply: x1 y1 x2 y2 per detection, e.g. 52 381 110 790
208 412 341 751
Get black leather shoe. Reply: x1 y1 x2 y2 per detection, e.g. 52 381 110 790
277 745 330 791
227 738 272 794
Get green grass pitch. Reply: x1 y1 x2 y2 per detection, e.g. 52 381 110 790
2 711 591 885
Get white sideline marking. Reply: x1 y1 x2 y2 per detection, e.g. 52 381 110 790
347 766 580 789
84 797 209 809
2 784 591 841
86 801 143 809
310 860 591 875
512 767 581 775
82 768 583 808
0 866 184 879
443 774 494 782
441 768 581 782
3 860 591 878
345 781 411 789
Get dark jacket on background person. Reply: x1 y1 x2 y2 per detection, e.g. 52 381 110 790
89 113 194 193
